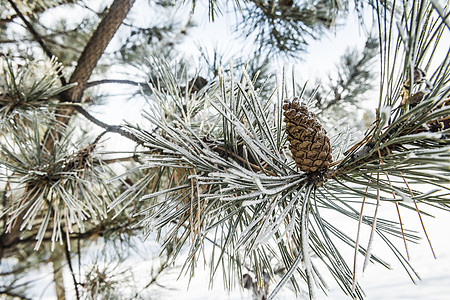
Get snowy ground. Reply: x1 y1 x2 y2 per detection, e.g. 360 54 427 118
155 207 450 300
27 205 448 300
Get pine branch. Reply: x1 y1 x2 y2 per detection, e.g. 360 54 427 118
238 0 341 56
86 79 145 88
0 116 110 254
0 290 31 300
45 0 135 150
306 36 378 115
64 232 80 300
1 1 449 299
0 1 77 26
116 33 449 297
6 0 68 86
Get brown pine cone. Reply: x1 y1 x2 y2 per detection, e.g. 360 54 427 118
283 98 332 173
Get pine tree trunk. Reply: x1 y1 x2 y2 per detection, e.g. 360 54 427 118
66 0 136 101
52 249 66 300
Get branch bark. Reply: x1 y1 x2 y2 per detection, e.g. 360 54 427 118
51 249 66 300
73 105 144 144
66 0 136 101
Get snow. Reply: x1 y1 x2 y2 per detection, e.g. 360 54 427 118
396 190 414 203
378 106 392 130
21 204 450 300
170 208 450 300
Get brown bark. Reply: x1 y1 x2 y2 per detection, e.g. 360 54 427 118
52 249 66 300
0 210 27 258
46 0 136 150
66 0 136 102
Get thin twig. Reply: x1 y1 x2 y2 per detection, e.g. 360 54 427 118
43 38 84 54
0 290 31 300
135 249 171 296
86 79 146 88
77 232 82 288
13 223 144 247
72 105 144 145
64 234 80 300
101 155 139 164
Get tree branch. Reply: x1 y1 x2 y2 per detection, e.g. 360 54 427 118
101 155 140 164
64 234 80 300
66 0 136 101
51 250 66 300
72 105 144 145
86 79 145 88
3 222 144 252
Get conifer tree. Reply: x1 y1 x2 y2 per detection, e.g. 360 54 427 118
0 0 449 299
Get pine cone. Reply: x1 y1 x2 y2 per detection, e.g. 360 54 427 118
283 98 332 173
